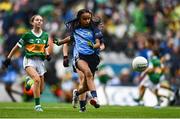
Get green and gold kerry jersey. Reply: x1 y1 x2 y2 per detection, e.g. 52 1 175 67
148 57 163 84
17 30 49 60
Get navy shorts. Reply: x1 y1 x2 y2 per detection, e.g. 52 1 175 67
75 53 100 75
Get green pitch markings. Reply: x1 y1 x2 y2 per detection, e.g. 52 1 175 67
0 102 180 118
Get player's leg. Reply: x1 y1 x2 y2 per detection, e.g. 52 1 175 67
154 83 175 106
74 53 100 108
5 83 16 102
134 75 149 103
102 84 109 105
5 83 23 100
77 60 96 91
154 87 172 107
74 59 99 108
136 85 146 102
40 75 45 94
159 77 175 105
154 88 161 106
72 68 87 110
174 88 180 104
3 71 22 102
77 69 88 112
89 70 100 108
77 59 100 108
25 66 43 111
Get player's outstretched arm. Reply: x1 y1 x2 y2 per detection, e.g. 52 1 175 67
7 44 19 59
139 68 149 80
62 43 69 67
53 36 71 46
2 44 19 68
59 36 71 45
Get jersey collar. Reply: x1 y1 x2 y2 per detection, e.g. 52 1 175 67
31 29 43 37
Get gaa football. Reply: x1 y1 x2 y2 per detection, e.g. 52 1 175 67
132 56 148 72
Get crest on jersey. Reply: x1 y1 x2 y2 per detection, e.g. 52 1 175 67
29 39 34 43
36 38 41 43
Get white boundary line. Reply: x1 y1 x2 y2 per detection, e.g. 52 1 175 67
0 106 180 109
0 106 70 109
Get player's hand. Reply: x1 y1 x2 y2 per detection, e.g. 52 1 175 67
87 41 94 49
63 56 69 67
46 55 51 61
51 34 59 46
53 38 60 46
2 58 11 68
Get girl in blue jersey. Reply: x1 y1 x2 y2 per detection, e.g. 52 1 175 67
53 9 103 111
62 16 105 112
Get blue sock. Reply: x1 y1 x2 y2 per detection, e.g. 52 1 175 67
79 100 86 108
90 90 97 98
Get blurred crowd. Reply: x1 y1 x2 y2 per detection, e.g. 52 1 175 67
0 0 180 102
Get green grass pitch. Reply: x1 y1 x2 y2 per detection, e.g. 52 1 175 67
0 102 180 118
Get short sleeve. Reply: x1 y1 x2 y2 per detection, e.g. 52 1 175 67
94 28 103 40
17 34 26 48
148 62 153 69
45 33 49 48
70 33 75 42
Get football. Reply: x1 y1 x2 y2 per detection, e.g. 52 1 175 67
132 56 148 72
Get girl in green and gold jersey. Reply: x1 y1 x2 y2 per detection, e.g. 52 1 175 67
2 15 50 111
134 56 175 107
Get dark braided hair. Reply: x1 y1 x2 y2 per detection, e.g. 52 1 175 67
65 9 100 32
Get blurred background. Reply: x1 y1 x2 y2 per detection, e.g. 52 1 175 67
0 0 179 106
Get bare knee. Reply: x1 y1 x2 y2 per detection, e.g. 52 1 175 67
84 70 93 80
79 74 85 82
31 75 41 85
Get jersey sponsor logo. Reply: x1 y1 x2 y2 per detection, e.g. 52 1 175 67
26 44 45 53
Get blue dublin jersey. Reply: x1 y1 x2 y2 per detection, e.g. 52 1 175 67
73 28 95 55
